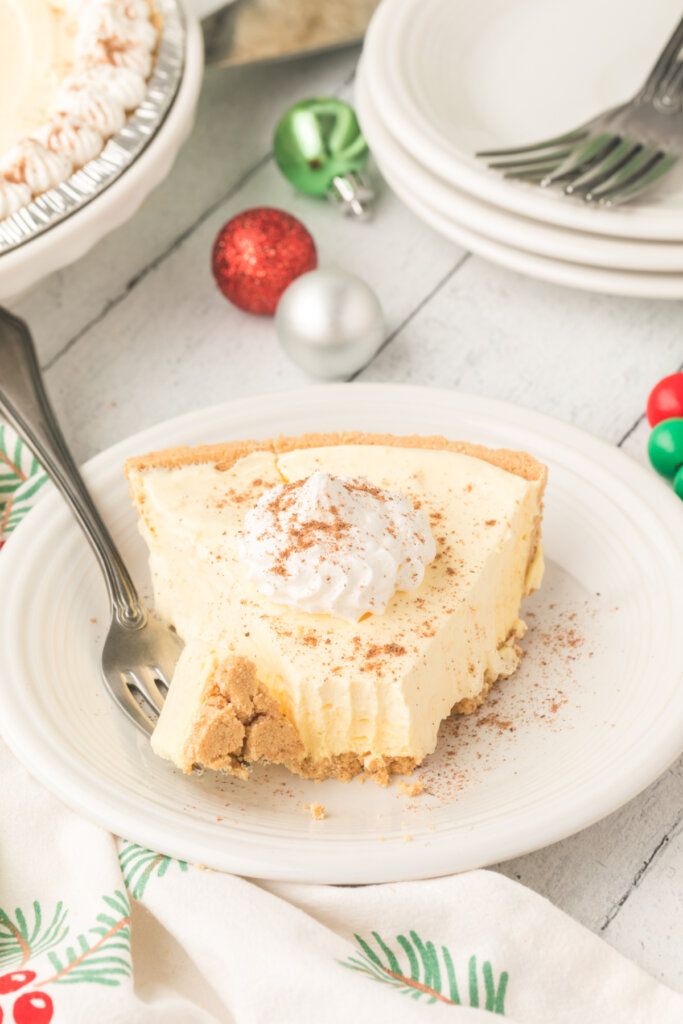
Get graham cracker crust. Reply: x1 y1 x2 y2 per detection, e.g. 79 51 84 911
451 620 527 715
125 429 547 487
184 656 304 781
185 655 418 785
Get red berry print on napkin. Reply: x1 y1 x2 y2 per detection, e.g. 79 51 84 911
0 976 35 997
12 992 53 1024
0 891 131 1021
0 973 51 1024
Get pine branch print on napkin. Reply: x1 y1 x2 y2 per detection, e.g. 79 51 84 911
0 892 132 1022
342 931 508 1012
0 424 47 546
0 903 68 971
118 841 188 900
37 890 132 987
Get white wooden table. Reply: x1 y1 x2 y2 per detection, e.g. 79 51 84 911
9 43 683 993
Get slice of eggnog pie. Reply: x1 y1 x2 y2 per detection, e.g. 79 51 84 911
125 432 546 785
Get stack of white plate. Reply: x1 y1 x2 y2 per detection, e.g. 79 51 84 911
357 0 683 298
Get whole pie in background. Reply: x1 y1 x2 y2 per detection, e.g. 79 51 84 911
0 0 159 221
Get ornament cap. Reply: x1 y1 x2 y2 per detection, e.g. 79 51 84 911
327 171 374 220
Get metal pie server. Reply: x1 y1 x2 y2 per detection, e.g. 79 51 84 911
202 0 379 68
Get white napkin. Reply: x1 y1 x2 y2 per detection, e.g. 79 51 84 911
3 739 683 1024
2 424 682 1024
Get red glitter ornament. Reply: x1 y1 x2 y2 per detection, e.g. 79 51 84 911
211 207 317 315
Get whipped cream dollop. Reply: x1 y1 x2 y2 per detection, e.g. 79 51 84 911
0 139 73 195
35 113 104 167
57 78 127 136
238 471 436 621
72 64 148 111
0 179 32 219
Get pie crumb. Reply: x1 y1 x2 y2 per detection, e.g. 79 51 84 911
397 779 424 797
404 834 413 842
304 802 326 820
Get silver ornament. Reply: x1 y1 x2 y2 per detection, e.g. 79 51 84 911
275 268 385 380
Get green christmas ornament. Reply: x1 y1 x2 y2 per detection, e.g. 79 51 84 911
674 466 683 500
648 417 683 478
273 98 374 219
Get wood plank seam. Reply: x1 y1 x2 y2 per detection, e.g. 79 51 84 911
600 810 683 932
617 358 683 447
42 153 273 374
618 412 646 447
349 254 471 381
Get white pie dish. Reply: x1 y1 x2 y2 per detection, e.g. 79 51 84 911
0 385 681 884
0 0 203 302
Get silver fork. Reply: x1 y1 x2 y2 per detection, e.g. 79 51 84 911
0 309 181 736
477 15 683 205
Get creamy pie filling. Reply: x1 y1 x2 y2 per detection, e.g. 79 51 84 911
0 0 77 156
126 439 545 780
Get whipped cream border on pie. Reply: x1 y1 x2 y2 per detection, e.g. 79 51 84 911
125 432 547 785
0 0 159 221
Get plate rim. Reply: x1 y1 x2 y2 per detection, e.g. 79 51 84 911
1 383 682 884
370 138 683 298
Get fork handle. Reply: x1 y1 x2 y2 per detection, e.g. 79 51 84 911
638 15 683 103
0 309 146 628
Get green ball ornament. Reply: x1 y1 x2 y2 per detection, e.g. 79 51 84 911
648 418 683 479
273 98 374 219
674 466 683 500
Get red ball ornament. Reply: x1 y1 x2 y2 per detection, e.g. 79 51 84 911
211 207 317 316
646 372 683 427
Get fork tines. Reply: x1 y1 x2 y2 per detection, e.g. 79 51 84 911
479 128 676 204
475 15 683 205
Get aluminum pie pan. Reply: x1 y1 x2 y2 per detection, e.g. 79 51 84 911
0 0 186 256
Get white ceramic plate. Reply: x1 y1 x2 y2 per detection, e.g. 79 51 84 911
355 62 683 274
381 163 683 298
363 0 683 241
356 68 683 298
0 0 203 302
1 385 682 884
